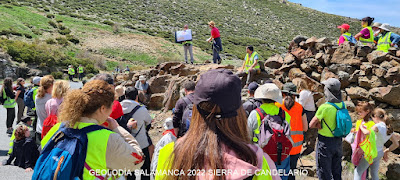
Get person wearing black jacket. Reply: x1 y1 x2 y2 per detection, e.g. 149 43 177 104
172 80 196 137
3 125 39 172
242 82 262 116
1 78 16 134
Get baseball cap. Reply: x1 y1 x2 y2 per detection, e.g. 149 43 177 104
139 75 146 81
248 82 259 92
281 82 299 96
337 24 350 31
193 69 242 118
254 83 283 104
32 76 41 85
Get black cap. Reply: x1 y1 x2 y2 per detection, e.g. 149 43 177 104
248 82 259 92
21 116 32 123
193 69 242 118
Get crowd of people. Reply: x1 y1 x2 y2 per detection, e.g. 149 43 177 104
0 18 399 180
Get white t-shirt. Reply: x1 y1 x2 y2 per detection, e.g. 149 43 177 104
374 122 392 153
298 90 316 111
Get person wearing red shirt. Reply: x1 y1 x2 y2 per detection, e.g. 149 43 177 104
207 21 222 64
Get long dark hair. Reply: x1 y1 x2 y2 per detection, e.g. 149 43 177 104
168 102 257 180
362 17 374 26
356 101 374 122
1 77 13 95
283 92 295 110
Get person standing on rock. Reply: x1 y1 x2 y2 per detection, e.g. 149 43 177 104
309 78 345 180
77 64 84 81
376 23 400 53
337 23 355 46
355 17 375 45
68 65 75 81
15 78 26 124
242 82 262 116
2 78 16 134
182 24 194 64
207 21 222 64
237 46 261 88
135 75 150 105
172 80 195 137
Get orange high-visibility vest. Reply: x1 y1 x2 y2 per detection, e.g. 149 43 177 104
277 101 304 155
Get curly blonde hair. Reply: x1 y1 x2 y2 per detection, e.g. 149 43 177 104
52 80 70 99
37 75 54 98
58 80 115 127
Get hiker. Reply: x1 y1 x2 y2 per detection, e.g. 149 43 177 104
277 83 308 180
68 65 75 81
8 116 35 155
15 78 26 124
309 78 346 180
77 64 84 81
26 76 41 131
237 46 261 88
125 65 130 73
354 101 375 132
2 78 16 134
156 69 280 180
42 80 70 138
114 66 121 74
248 83 292 180
120 87 152 180
337 23 356 45
37 80 144 179
354 108 400 180
135 75 150 105
3 125 39 172
376 23 400 53
294 79 316 151
207 21 222 64
355 17 375 45
172 80 195 137
182 24 194 64
150 117 177 178
115 85 126 102
242 82 262 116
372 22 382 38
35 75 54 143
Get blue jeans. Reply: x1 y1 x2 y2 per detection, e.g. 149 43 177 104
212 37 222 63
276 157 290 180
316 134 342 180
354 151 384 180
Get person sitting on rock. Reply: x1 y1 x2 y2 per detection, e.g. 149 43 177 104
242 82 262 116
337 23 355 46
237 46 261 88
355 17 375 45
172 80 195 137
135 75 150 105
375 23 400 53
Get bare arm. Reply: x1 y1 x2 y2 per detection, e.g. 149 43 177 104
359 125 371 135
302 114 308 132
249 58 258 70
384 133 400 161
354 33 363 40
309 116 321 129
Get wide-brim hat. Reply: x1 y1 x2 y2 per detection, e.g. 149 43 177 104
139 75 146 81
379 23 391 31
281 82 299 96
372 22 382 28
254 83 283 104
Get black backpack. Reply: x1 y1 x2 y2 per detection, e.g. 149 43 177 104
179 97 193 137
118 105 142 133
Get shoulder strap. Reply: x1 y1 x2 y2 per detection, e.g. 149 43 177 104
128 105 142 117
79 125 109 134
326 102 343 110
182 97 192 106
255 108 266 120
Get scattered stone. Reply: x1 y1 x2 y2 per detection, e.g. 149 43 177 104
385 67 400 85
328 64 356 74
349 70 360 83
265 54 284 69
315 53 324 63
344 101 355 112
321 67 338 82
386 163 400 180
386 109 400 132
367 50 388 64
148 93 165 110
369 85 400 106
291 48 306 61
360 63 374 76
305 36 318 47
390 60 400 67
346 87 369 100
148 75 171 94
380 61 393 70
331 42 356 64
358 76 387 89
317 37 330 44
397 50 400 57
303 58 319 68
337 71 350 88
300 63 312 73
356 46 373 57
311 71 321 82
284 53 296 64
373 66 387 77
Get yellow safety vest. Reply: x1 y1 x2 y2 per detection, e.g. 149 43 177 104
377 32 392 53
78 67 84 73
68 68 75 75
2 89 16 108
155 142 273 180
359 26 374 45
337 32 351 44
244 52 260 72
42 122 114 180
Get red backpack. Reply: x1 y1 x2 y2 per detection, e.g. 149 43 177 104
42 115 58 139
256 108 293 165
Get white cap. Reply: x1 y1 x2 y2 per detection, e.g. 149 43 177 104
379 23 391 31
254 83 283 104
163 118 174 130
139 75 146 81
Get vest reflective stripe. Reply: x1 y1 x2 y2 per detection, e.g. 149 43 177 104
78 67 84 73
359 27 374 45
377 32 392 53
2 89 16 108
276 101 304 155
68 68 75 75
244 52 260 72
41 122 114 180
337 32 351 44
156 142 273 180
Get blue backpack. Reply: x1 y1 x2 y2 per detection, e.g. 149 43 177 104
343 34 357 45
32 123 109 180
322 102 352 137
178 97 193 137
24 87 38 109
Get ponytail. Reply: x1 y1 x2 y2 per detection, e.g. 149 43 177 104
37 75 54 98
58 90 89 127
373 108 392 136
284 95 295 110
362 17 374 26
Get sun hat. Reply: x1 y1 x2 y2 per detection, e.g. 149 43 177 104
337 24 350 31
321 78 342 103
32 76 42 85
254 83 283 104
281 82 299 96
372 22 382 28
193 69 242 118
139 75 146 81
379 23 391 32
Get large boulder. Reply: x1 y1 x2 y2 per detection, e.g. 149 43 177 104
356 46 373 57
157 62 181 73
148 93 165 110
170 64 186 75
291 48 306 61
148 75 172 94
303 58 320 68
292 75 324 93
372 66 387 77
386 109 400 132
284 53 297 64
367 50 388 64
265 54 284 69
331 42 356 64
321 67 338 82
385 67 400 85
163 78 185 111
346 87 369 100
387 163 400 180
337 71 350 88
369 85 400 106
358 76 387 89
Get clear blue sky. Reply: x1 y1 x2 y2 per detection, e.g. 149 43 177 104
288 0 400 27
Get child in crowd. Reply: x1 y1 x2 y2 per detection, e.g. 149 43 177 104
3 125 39 172
354 108 400 180
8 116 35 155
354 101 375 132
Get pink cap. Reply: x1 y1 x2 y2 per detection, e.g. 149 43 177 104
337 24 350 30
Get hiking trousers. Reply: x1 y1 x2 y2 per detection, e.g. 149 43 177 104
184 44 194 63
6 108 15 129
354 151 384 180
212 37 222 64
16 97 25 124
237 69 258 86
316 134 342 180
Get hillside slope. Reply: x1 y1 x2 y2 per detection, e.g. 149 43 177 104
7 0 364 60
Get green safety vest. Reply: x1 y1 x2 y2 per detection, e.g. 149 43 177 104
359 26 374 45
244 52 260 72
337 32 352 44
2 89 16 108
252 103 291 143
377 32 392 53
155 142 273 180
32 86 38 111
182 40 193 45
78 67 84 73
42 122 114 180
68 68 75 75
